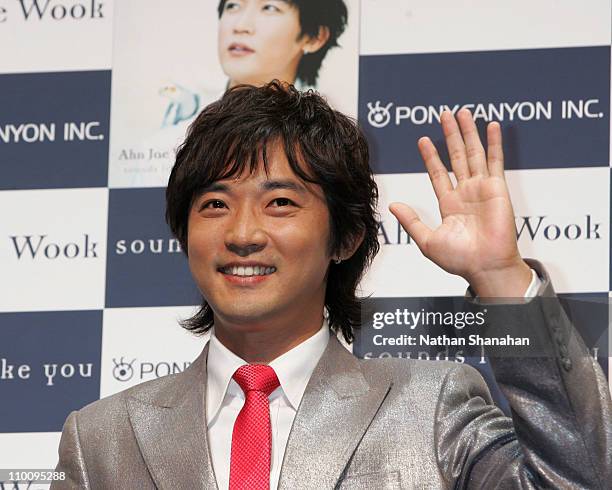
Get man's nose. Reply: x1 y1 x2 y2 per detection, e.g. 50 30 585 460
224 207 266 257
233 7 256 34
227 242 264 257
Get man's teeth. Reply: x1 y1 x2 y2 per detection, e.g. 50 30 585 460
224 266 276 276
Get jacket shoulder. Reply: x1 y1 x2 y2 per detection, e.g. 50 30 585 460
75 369 190 425
76 345 206 424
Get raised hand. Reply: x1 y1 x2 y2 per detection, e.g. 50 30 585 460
389 109 532 297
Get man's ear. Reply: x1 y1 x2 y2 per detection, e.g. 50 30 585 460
337 228 365 262
303 26 331 55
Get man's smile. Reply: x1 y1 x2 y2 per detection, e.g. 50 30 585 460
219 265 276 276
218 261 277 286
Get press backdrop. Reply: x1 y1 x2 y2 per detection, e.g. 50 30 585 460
0 0 610 478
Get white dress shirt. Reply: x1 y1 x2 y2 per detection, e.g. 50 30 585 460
205 270 541 489
206 319 330 490
524 268 541 298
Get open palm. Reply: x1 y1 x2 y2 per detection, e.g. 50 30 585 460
390 109 527 291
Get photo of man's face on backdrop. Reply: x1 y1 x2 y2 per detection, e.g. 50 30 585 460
218 0 308 88
108 0 358 189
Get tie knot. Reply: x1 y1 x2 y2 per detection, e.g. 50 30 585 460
233 364 280 396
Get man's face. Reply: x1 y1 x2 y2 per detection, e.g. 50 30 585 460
218 0 305 87
187 142 333 331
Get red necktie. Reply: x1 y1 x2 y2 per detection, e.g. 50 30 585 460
229 364 280 490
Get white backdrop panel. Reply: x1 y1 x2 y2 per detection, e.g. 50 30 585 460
0 188 108 312
0 0 114 73
360 0 611 56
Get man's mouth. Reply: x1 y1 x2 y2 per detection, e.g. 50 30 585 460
219 265 276 277
228 43 255 55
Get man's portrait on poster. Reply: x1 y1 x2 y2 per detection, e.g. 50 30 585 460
160 0 349 128
112 0 357 188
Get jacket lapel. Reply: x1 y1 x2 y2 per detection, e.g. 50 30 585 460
278 336 392 489
126 342 218 490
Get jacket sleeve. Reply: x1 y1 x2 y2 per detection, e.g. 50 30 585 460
51 410 91 490
435 259 612 489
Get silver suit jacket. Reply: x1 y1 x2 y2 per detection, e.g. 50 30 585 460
52 260 611 489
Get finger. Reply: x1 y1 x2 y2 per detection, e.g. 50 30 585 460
440 111 470 182
389 202 432 254
456 108 488 177
486 121 505 178
417 136 453 200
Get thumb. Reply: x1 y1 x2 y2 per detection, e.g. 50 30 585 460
388 202 432 252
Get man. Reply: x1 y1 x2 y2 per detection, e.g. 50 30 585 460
53 82 611 489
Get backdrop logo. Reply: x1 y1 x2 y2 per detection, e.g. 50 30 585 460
0 121 104 143
8 0 104 21
111 357 191 382
378 219 411 246
365 99 604 129
114 237 182 256
9 234 99 259
367 101 393 128
112 357 135 382
516 215 602 241
0 358 94 387
377 214 603 246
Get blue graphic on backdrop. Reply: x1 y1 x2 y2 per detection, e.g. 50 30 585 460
0 70 110 189
105 187 201 307
359 46 610 173
558 292 609 377
0 311 102 433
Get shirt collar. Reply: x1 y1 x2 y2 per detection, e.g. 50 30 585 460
268 320 330 410
206 318 330 422
206 330 247 424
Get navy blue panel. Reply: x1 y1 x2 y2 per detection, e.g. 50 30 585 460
0 310 102 433
0 70 110 189
557 292 609 377
105 187 201 307
359 46 610 173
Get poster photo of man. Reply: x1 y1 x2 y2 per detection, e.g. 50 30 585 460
108 0 359 188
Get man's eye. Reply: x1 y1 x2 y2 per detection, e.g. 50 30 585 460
270 198 293 207
262 3 281 13
202 200 226 210
224 1 240 12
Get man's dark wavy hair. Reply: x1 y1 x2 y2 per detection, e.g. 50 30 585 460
217 0 348 86
166 81 379 343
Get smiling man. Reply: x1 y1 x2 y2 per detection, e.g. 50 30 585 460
186 146 337 362
52 82 611 489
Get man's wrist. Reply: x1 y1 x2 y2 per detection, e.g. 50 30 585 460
468 259 533 298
